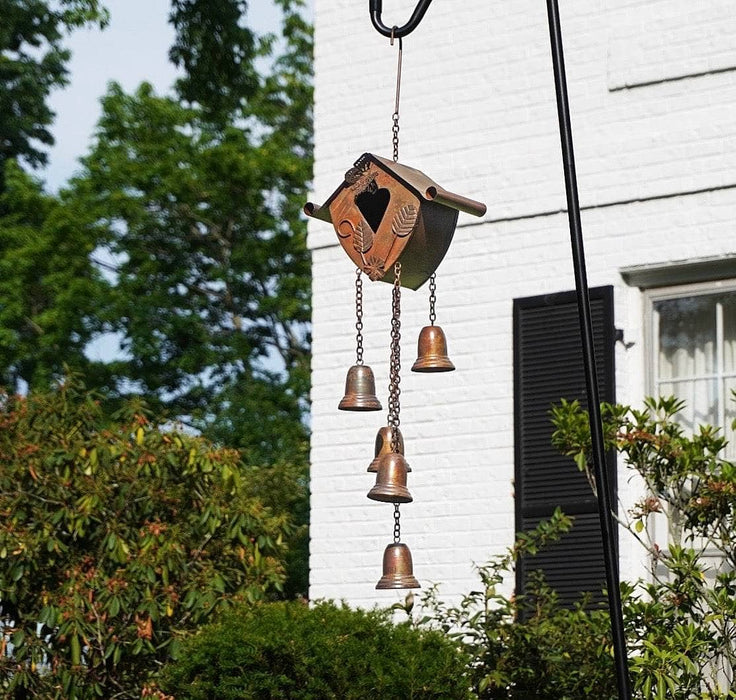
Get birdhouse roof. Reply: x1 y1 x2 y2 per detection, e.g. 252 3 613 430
305 153 486 223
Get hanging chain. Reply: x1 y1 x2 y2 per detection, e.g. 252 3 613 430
391 32 403 162
393 503 401 543
389 35 404 543
354 269 364 364
429 273 437 325
387 262 402 454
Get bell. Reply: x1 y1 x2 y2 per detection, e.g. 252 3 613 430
411 325 455 372
367 452 412 503
368 426 410 473
338 364 382 411
376 542 420 589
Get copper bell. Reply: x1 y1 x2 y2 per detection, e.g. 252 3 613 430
411 325 455 372
338 364 382 411
367 452 412 503
368 426 410 473
376 542 420 589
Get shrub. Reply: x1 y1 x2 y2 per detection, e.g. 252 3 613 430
419 510 616 699
551 396 736 698
419 396 736 698
160 600 472 700
0 380 291 699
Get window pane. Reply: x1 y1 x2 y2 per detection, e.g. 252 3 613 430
655 296 716 381
659 378 718 433
722 294 736 374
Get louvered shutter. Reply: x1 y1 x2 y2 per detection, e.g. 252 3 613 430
513 286 616 607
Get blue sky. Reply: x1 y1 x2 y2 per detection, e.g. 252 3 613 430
44 0 285 192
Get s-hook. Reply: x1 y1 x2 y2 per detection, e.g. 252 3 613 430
369 0 434 38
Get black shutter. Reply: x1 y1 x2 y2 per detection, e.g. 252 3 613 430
513 286 615 607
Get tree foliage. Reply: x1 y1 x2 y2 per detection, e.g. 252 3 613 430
0 380 291 699
74 76 311 462
0 0 313 467
0 0 107 178
0 0 313 600
168 0 259 122
68 0 313 465
0 161 106 392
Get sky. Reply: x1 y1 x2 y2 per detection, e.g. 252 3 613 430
44 0 284 192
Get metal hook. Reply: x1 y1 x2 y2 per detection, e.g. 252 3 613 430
369 0 434 39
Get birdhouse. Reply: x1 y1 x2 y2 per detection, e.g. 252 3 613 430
305 153 486 289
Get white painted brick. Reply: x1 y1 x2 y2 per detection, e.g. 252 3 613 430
309 0 736 607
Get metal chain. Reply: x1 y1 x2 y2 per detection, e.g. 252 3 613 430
429 273 437 325
354 269 364 364
393 502 401 543
391 33 403 162
387 262 402 453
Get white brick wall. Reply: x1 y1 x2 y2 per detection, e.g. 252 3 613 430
308 0 736 608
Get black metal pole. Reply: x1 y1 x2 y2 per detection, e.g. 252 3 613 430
544 1 632 697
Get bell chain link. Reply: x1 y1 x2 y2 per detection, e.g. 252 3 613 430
387 262 402 452
355 269 364 365
387 262 403 536
429 273 437 325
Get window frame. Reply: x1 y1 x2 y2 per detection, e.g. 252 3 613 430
644 278 736 442
643 279 736 565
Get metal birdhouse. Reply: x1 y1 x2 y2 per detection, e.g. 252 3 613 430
305 153 486 289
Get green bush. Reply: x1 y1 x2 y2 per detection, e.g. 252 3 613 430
416 397 736 699
0 380 290 699
552 396 736 697
160 600 472 700
419 510 616 699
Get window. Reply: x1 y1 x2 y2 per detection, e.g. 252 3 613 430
647 282 736 458
513 286 616 607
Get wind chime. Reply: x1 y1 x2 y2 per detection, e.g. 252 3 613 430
305 29 486 590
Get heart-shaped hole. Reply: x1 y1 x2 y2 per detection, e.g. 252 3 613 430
355 188 390 233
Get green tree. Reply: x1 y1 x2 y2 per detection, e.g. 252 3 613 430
73 0 312 466
168 0 259 123
0 379 291 699
0 0 107 180
0 0 313 595
0 160 107 392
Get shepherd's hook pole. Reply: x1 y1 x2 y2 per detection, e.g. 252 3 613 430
545 1 632 697
369 0 434 38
